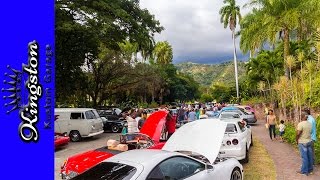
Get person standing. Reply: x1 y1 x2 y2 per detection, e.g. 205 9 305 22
278 120 286 142
305 108 317 165
188 109 197 122
296 112 313 176
125 109 139 133
138 111 147 130
195 108 200 120
177 107 185 125
266 109 276 140
166 111 176 139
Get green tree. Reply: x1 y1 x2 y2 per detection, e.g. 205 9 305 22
219 0 241 100
56 0 164 104
153 41 173 65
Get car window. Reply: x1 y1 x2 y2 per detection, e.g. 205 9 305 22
225 124 238 133
70 113 83 120
245 107 250 110
238 108 248 115
71 162 136 180
147 156 205 180
85 110 96 119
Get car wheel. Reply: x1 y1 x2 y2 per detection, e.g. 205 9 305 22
111 125 120 133
69 131 81 142
250 134 253 147
230 167 242 180
242 146 249 163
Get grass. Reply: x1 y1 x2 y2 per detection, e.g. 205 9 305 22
243 137 276 180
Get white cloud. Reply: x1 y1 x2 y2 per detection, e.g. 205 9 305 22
140 0 250 63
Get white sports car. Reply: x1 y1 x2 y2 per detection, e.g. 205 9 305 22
219 119 253 163
71 120 243 180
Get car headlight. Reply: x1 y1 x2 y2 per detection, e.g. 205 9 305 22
65 171 79 180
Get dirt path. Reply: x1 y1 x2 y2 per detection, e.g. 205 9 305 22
252 111 319 180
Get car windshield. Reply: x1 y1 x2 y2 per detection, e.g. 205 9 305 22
85 110 97 119
71 162 136 180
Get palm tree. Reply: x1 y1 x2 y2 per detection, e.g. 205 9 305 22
219 0 241 101
153 41 173 65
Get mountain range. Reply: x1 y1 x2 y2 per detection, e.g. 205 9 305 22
175 61 247 87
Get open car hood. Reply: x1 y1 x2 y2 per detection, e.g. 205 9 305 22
140 111 168 143
162 119 227 164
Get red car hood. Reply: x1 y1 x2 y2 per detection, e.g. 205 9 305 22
64 150 114 174
140 110 168 143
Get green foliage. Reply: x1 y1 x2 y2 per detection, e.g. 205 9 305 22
282 123 297 145
56 0 164 104
149 101 158 108
200 94 213 103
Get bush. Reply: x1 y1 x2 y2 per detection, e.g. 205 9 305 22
282 123 296 145
149 101 158 108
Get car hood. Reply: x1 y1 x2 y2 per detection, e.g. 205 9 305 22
64 150 115 174
162 119 227 164
140 111 168 143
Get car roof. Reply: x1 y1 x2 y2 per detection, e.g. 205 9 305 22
107 149 180 165
220 111 240 115
55 108 96 112
219 119 241 123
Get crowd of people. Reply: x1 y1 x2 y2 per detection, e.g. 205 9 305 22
120 106 177 140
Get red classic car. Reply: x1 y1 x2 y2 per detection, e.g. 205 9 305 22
55 133 70 149
60 110 169 179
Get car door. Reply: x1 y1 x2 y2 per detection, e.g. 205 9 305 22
146 156 212 180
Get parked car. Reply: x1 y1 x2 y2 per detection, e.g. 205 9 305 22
71 119 243 180
100 117 125 133
220 107 257 124
55 108 104 142
98 109 124 121
237 105 255 114
54 133 70 149
60 111 169 179
219 119 253 163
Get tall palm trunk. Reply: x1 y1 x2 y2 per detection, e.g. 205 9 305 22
232 30 239 101
283 28 290 78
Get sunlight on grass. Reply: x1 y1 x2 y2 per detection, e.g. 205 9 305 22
243 137 276 180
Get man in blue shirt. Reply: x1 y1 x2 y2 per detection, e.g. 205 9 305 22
305 108 317 165
188 109 197 122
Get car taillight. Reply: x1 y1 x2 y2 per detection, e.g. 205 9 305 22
232 139 239 145
226 140 231 145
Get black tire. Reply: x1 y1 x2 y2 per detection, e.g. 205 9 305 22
111 125 120 133
69 131 81 142
230 167 242 180
250 134 253 147
241 146 249 163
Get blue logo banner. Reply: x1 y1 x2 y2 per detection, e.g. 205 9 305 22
0 0 54 179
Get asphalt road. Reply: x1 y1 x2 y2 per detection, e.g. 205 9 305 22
55 132 120 180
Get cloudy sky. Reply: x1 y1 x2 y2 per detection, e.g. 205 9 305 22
140 0 250 64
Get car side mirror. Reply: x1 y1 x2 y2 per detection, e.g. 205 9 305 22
205 164 214 172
